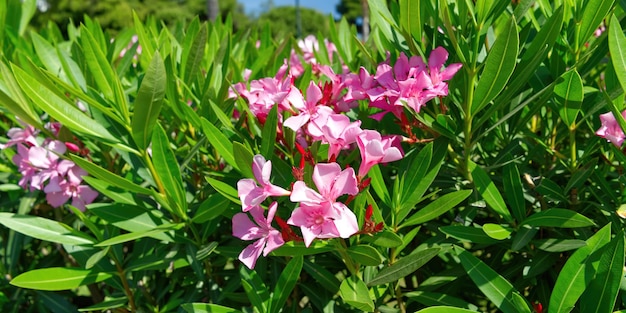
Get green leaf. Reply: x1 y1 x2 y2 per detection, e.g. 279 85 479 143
11 65 119 144
182 22 208 86
368 164 391 206
503 163 526 222
399 0 421 41
455 246 531 313
206 176 240 204
271 241 334 256
80 26 128 121
361 229 403 248
609 14 626 95
400 190 472 228
548 223 612 313
78 297 127 312
469 161 513 223
367 247 440 286
579 231 625 313
535 178 568 203
0 213 94 246
233 141 255 179
200 117 238 171
302 259 341 292
95 223 182 247
440 225 501 244
11 268 113 291
88 203 175 242
182 303 243 313
406 291 476 310
152 123 187 218
192 193 232 223
269 256 303 313
132 50 166 150
415 307 478 313
340 276 374 312
482 223 511 240
472 17 519 113
555 69 584 128
347 245 384 266
511 225 538 251
576 0 615 50
535 239 587 252
522 209 595 228
70 156 151 195
239 267 270 313
260 104 278 158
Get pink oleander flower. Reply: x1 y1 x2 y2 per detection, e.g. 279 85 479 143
289 35 338 77
596 111 626 147
13 140 69 191
356 130 404 177
44 165 98 211
237 155 290 211
283 81 323 131
232 202 284 269
1 123 39 149
307 109 362 160
289 163 359 246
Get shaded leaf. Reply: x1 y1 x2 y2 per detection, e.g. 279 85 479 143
522 209 595 228
132 51 166 149
367 247 440 286
340 276 374 312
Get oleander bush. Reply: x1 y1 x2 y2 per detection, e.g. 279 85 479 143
1 0 626 312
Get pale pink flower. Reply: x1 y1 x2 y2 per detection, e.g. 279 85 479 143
283 81 323 131
356 130 404 177
288 163 359 246
307 109 362 160
232 202 284 269
596 111 626 147
1 124 39 149
237 155 290 211
44 166 98 211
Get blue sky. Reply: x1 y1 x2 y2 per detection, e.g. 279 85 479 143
238 0 341 17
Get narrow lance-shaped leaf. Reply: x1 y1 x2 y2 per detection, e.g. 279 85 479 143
152 123 187 218
469 161 513 223
555 69 584 129
367 247 440 286
521 209 595 228
548 223 612 313
340 276 375 312
575 0 615 50
455 246 531 313
11 65 119 144
11 268 113 291
200 117 238 171
400 190 472 228
472 16 519 114
399 0 421 41
182 22 207 85
269 256 303 313
70 156 151 195
261 104 278 158
609 14 626 98
0 213 95 246
579 231 625 313
182 303 243 313
132 50 166 150
503 162 526 222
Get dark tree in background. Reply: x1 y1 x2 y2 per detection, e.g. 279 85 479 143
34 0 248 32
257 6 329 39
207 0 219 21
336 0 369 40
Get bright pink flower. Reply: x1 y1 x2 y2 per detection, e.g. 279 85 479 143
237 155 290 211
44 166 98 211
356 130 404 177
596 111 626 147
232 202 284 269
283 81 323 131
288 163 359 246
1 124 39 149
308 110 362 160
427 46 462 96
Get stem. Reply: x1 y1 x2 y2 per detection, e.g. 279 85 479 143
462 69 477 180
570 126 577 169
113 256 137 312
335 239 359 276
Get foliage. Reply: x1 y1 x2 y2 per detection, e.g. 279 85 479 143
257 6 330 38
0 0 626 312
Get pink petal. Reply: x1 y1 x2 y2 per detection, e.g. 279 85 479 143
232 212 263 240
429 46 449 71
239 239 265 269
262 229 284 256
312 163 342 198
290 181 325 204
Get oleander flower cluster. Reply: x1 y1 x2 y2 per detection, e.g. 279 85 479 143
1 119 98 211
229 43 461 269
